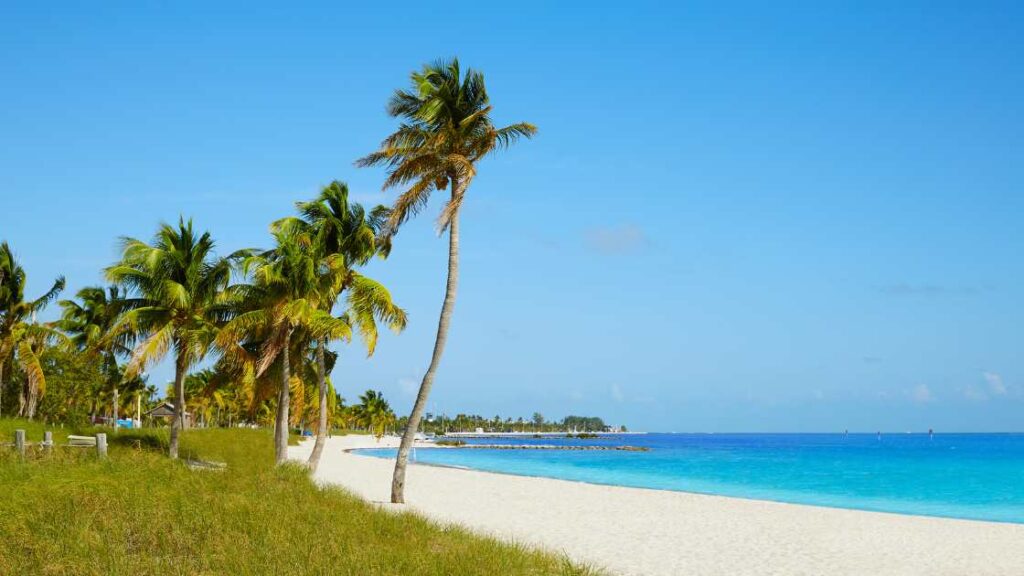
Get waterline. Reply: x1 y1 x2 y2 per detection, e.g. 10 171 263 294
358 432 1024 523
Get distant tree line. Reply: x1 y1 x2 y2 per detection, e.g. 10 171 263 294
407 412 626 434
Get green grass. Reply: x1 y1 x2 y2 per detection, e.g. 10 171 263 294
0 419 601 576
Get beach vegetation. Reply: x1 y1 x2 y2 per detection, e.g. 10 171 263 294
0 421 601 576
0 242 65 420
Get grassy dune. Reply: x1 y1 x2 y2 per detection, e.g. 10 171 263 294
0 420 599 575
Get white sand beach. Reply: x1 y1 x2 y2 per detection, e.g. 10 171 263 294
290 435 1024 576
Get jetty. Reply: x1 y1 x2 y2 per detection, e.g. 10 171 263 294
435 443 649 452
442 431 644 439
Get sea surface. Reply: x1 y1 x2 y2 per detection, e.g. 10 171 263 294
358 433 1024 523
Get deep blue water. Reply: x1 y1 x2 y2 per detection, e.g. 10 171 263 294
359 433 1024 523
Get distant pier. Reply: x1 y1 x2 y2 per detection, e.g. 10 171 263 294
442 431 644 438
436 443 650 452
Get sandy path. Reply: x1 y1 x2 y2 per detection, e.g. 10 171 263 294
290 435 1024 576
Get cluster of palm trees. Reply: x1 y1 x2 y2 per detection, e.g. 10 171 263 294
2 181 404 470
59 285 152 421
181 369 396 442
0 58 534 500
99 182 406 468
348 390 397 440
0 242 66 420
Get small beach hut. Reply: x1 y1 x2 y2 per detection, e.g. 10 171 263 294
145 402 192 427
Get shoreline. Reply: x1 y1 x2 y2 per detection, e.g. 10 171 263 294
349 445 1021 527
294 435 1024 576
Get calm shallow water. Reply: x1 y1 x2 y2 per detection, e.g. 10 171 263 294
359 433 1024 523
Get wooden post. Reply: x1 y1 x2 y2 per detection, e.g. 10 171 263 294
96 433 108 459
112 387 119 431
14 429 26 458
43 431 53 453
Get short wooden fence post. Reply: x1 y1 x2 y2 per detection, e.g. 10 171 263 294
15 429 26 458
96 433 108 459
43 431 53 453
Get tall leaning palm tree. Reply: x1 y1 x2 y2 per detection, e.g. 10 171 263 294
357 58 536 503
106 219 241 459
0 242 65 417
275 181 406 472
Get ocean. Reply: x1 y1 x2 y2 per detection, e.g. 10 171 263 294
359 432 1024 523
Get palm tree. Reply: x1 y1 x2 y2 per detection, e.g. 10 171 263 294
182 369 218 427
352 389 396 440
0 242 65 418
357 58 536 503
209 339 292 427
217 227 352 465
105 218 241 459
12 321 66 419
275 181 407 472
59 286 135 420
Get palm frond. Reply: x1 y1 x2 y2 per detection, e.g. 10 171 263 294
494 122 538 149
17 339 46 397
125 322 174 378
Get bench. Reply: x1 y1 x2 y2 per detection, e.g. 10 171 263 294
67 435 98 447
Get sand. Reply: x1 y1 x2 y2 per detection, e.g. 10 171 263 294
289 435 1024 576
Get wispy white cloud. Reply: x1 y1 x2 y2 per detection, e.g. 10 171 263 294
963 372 1010 402
584 224 647 255
983 371 1007 396
878 284 985 297
909 383 935 404
963 383 988 402
398 377 419 398
611 383 624 402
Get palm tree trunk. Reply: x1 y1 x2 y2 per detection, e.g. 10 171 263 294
17 382 26 417
168 353 187 459
391 184 461 504
26 379 38 420
107 355 118 428
274 329 293 465
307 337 330 472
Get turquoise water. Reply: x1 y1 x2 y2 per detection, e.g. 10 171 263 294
359 433 1024 523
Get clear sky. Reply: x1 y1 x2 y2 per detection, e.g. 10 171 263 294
2 1 1022 432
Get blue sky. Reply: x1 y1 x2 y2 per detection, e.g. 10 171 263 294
2 1 1022 431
